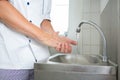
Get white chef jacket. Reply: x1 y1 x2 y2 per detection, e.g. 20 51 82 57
0 0 51 69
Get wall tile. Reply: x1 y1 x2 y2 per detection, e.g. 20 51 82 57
90 45 100 54
90 29 100 45
82 29 91 45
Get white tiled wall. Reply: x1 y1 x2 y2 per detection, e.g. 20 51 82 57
68 0 101 55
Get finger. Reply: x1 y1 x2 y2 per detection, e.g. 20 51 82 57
70 40 77 45
68 44 72 53
64 43 69 53
66 38 77 45
55 43 61 52
60 43 65 53
61 36 77 45
64 42 72 53
65 38 77 45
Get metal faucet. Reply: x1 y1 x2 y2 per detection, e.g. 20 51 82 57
76 21 107 62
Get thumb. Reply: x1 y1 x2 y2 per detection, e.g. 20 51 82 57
70 40 77 45
64 37 77 45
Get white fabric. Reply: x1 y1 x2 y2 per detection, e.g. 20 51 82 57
0 0 51 69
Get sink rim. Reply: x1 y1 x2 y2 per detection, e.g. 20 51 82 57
35 54 117 75
47 54 117 67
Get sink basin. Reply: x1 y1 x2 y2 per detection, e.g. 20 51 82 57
48 54 103 65
34 54 117 80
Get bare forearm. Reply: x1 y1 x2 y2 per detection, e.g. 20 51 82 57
0 1 45 42
41 19 55 34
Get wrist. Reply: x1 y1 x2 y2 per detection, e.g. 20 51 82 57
43 19 51 22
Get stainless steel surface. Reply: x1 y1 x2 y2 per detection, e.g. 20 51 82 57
34 54 117 80
48 54 102 65
76 21 107 62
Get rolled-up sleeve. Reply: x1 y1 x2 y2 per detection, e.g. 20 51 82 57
42 0 51 20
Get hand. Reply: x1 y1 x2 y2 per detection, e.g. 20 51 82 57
53 32 77 45
52 32 77 53
40 32 77 53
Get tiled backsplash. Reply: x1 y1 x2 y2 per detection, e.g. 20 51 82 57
78 24 101 55
69 0 101 55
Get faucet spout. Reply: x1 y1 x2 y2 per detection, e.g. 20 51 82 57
76 21 107 62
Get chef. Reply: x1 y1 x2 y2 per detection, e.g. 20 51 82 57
0 0 77 80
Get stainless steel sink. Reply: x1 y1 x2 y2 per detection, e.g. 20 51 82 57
34 54 117 80
48 54 103 65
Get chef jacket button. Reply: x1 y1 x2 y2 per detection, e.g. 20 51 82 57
29 39 31 42
27 2 30 5
29 20 32 23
